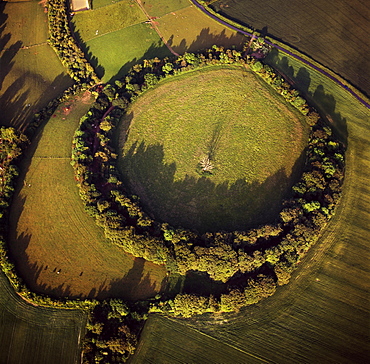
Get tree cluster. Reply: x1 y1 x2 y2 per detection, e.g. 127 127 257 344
82 299 146 364
47 0 99 86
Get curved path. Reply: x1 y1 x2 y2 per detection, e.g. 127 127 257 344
190 0 370 109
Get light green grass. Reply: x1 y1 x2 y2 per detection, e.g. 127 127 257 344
0 2 73 130
141 0 191 18
128 51 370 364
8 94 167 301
82 23 172 82
118 65 309 232
72 0 146 41
0 271 85 364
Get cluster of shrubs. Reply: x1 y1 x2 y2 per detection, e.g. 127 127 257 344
82 299 148 364
71 50 345 316
47 0 99 86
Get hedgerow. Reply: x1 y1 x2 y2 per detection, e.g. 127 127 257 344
47 0 100 86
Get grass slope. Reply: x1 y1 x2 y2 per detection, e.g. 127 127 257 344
211 0 370 97
118 65 309 232
8 93 167 301
128 50 370 364
0 271 85 364
0 1 73 130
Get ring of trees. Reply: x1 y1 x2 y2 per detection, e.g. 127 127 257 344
70 47 345 316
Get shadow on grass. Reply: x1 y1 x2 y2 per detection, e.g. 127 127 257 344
119 139 306 234
265 48 348 145
168 27 246 55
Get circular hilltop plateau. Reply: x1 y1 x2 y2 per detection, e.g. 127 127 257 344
117 65 310 232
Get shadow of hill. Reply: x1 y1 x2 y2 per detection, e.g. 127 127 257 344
119 140 305 233
266 48 348 145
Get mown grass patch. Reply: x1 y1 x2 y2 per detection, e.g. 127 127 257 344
8 94 167 301
71 0 146 41
157 5 246 53
118 65 309 232
0 1 73 129
80 23 172 82
0 271 85 364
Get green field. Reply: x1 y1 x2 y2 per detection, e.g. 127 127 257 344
127 42 370 364
71 0 246 82
0 1 73 129
118 65 309 232
0 271 85 364
82 23 172 82
210 0 370 97
8 93 167 301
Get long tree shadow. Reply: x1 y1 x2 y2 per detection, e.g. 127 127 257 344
168 27 246 55
118 140 306 234
266 48 348 145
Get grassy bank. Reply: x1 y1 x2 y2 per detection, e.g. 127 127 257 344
8 93 167 301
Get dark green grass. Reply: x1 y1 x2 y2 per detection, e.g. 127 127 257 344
0 271 85 364
118 65 309 232
211 0 370 97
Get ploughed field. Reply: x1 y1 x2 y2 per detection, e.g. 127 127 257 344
118 65 310 232
210 0 370 97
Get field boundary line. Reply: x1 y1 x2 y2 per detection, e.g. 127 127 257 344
190 0 370 110
82 20 151 42
167 317 271 363
134 0 180 56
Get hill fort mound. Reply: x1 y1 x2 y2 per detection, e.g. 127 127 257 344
117 65 309 232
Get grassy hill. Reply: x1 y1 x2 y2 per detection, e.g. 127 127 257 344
118 65 309 232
